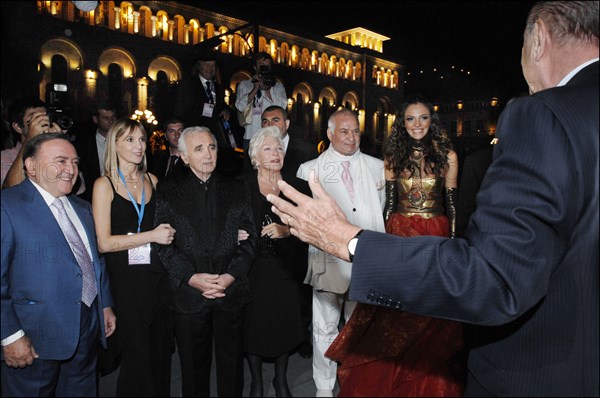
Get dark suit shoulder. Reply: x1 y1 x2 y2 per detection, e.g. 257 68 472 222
533 62 598 104
0 183 25 204
1 179 38 201
156 172 191 197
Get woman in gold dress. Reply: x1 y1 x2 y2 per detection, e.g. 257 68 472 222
326 96 465 397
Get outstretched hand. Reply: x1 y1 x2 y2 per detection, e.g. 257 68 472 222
267 170 362 261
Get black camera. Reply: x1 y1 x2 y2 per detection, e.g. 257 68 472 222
46 83 74 131
48 106 74 130
258 65 276 87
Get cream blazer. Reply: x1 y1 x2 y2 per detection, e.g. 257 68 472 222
297 148 385 293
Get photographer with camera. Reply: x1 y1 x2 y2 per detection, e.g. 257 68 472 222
235 51 287 153
1 96 63 188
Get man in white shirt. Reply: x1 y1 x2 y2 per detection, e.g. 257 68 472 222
73 100 116 202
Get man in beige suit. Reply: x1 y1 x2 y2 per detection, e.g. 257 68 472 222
296 109 385 397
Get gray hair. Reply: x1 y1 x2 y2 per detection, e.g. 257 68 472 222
248 126 285 169
525 1 599 47
178 126 216 155
327 108 359 132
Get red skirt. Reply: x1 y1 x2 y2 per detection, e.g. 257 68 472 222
325 213 465 397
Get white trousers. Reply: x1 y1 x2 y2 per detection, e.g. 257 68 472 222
312 289 357 392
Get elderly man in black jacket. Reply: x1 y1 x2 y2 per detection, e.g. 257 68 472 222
155 126 255 397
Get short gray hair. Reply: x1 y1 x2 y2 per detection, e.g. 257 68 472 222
248 126 285 169
328 108 359 132
178 126 216 155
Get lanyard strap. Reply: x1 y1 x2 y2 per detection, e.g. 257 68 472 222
118 168 146 233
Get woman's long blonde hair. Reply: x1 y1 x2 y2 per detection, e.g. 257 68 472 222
103 118 147 183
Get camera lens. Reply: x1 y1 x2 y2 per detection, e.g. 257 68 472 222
48 107 73 130
57 115 74 130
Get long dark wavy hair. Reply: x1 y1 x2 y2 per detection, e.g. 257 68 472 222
383 96 453 178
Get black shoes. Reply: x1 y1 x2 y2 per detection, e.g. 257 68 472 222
298 339 312 359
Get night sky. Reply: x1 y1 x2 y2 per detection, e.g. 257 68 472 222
192 1 537 100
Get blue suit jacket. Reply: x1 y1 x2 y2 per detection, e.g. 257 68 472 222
1 179 113 360
349 62 599 396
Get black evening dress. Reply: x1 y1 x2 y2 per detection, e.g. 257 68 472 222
103 175 173 396
242 174 304 357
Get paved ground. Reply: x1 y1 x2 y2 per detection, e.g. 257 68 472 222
98 346 339 397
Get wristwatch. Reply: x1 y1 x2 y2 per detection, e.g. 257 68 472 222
347 229 364 262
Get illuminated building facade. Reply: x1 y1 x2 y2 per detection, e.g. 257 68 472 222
2 1 405 149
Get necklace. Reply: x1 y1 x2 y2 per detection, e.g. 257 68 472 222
408 147 426 208
411 148 423 162
258 174 280 192
126 175 141 189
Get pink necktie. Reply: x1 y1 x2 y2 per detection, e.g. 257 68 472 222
341 161 355 201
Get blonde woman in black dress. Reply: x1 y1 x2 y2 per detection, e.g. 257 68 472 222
92 118 175 396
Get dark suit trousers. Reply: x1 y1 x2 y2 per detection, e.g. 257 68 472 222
1 301 99 397
174 305 244 397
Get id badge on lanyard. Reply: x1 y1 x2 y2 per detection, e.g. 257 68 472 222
118 169 151 265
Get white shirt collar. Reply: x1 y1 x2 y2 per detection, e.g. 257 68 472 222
558 58 599 86
199 75 211 86
29 178 64 206
282 134 290 152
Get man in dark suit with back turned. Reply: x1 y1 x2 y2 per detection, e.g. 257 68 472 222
268 2 599 396
155 126 256 397
1 133 115 397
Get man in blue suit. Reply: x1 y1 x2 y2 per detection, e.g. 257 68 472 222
1 133 116 397
268 2 599 396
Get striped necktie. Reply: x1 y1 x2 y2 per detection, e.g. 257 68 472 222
52 198 97 307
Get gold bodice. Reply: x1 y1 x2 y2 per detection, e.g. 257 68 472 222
397 176 444 218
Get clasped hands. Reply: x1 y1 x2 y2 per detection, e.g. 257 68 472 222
188 272 235 299
266 170 362 262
